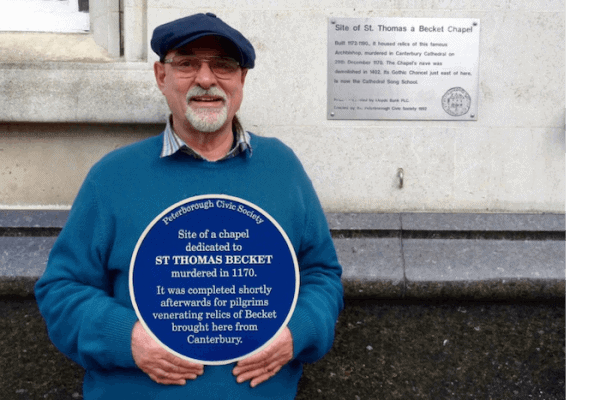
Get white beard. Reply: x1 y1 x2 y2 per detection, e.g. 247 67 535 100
185 86 229 133
185 105 228 132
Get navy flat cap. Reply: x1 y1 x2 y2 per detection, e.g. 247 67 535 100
151 12 255 69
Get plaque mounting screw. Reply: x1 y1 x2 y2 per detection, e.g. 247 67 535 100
473 21 478 26
397 168 404 189
331 20 336 24
330 112 335 117
470 114 475 118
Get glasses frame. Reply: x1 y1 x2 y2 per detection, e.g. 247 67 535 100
163 55 241 79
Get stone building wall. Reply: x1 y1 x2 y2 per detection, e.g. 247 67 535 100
0 0 565 214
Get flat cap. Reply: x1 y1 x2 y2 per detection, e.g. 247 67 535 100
151 12 255 69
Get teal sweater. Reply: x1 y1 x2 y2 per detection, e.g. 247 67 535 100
35 133 344 399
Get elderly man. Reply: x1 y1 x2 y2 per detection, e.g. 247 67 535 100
35 12 343 399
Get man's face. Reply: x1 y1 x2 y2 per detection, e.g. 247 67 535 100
154 36 248 135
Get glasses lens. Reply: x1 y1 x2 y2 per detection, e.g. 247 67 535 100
171 58 196 74
210 58 239 75
169 56 239 77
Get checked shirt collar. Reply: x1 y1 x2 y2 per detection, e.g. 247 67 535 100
160 116 252 161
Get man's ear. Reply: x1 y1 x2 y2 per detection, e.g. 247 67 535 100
240 68 249 86
154 61 167 94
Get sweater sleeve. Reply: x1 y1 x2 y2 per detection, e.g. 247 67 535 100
286 176 344 364
35 174 139 371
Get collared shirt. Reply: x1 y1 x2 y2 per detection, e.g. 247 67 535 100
160 117 252 161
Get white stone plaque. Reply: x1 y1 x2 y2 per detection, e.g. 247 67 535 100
328 17 480 121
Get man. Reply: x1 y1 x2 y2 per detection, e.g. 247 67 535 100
35 12 343 399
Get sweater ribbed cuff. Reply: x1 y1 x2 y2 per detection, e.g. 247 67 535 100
287 306 318 361
101 305 140 369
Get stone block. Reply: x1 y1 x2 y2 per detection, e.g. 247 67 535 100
0 210 68 228
0 237 56 278
403 238 565 282
401 212 565 231
327 213 400 230
334 238 403 283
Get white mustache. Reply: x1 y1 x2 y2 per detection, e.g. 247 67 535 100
186 86 227 103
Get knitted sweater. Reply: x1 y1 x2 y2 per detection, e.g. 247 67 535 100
35 133 344 399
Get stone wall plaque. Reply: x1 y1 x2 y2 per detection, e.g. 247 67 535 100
129 195 299 365
328 17 480 120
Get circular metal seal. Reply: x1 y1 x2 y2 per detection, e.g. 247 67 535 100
441 87 471 117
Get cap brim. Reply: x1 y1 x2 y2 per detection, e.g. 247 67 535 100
169 32 247 67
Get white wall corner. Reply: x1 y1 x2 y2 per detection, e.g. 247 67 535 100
91 0 121 57
124 0 147 61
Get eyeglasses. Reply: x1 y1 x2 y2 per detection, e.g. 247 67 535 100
163 56 240 79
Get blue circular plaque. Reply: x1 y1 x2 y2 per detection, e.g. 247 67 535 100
129 195 299 365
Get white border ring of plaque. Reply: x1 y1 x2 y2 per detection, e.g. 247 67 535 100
129 195 300 365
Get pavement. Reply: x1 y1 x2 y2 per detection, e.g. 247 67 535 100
1 297 565 400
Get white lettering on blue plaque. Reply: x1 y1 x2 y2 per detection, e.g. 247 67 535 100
129 195 299 365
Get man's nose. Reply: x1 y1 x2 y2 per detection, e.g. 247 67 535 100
194 61 218 89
